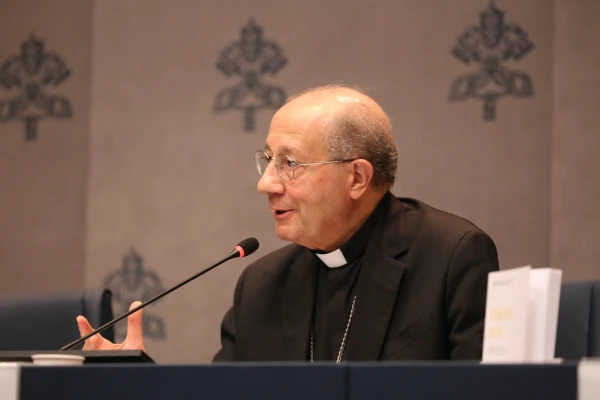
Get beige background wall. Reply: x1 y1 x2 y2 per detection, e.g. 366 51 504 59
551 0 600 280
0 0 92 294
0 0 598 364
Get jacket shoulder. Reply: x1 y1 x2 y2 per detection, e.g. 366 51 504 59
398 197 493 244
242 242 303 280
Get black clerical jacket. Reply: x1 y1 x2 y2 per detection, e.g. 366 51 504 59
213 193 499 362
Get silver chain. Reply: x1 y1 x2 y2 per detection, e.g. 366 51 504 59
310 295 356 364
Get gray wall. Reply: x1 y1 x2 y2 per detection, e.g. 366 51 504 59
0 0 598 363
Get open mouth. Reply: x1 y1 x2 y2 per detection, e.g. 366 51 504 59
275 210 292 217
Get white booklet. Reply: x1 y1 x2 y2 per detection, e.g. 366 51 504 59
482 265 562 363
0 363 20 400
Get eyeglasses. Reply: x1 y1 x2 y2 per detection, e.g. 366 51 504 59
254 150 356 181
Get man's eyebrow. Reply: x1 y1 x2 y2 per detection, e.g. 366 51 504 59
264 144 305 159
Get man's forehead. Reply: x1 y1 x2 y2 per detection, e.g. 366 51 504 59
265 113 328 154
264 91 358 157
264 138 308 158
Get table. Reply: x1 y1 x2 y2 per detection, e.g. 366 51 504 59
1 360 593 400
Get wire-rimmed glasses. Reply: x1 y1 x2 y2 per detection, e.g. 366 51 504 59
254 150 356 181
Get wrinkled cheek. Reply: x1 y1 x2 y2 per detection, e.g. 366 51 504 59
310 208 332 236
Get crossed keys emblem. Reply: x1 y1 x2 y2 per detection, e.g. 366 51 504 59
0 33 72 141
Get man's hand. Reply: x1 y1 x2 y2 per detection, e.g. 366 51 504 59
76 301 146 351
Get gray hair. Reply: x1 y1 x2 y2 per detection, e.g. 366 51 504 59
286 84 398 187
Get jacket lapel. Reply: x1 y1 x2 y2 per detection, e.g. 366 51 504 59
281 247 319 361
344 196 409 361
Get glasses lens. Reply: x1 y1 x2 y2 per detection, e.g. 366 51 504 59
276 154 294 181
254 151 269 176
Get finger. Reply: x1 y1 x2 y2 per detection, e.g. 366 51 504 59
76 315 103 350
124 301 145 349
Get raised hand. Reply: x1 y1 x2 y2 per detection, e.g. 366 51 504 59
76 301 145 351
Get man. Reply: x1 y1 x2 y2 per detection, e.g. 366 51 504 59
77 84 499 362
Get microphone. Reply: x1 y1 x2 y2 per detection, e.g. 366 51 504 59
60 237 259 351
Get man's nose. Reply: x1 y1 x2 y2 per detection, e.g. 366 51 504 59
257 161 285 195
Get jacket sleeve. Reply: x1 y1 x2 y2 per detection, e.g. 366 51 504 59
212 267 249 362
445 230 499 359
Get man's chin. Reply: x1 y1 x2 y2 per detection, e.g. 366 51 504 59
275 224 297 243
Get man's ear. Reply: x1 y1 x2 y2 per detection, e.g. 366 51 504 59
348 160 374 200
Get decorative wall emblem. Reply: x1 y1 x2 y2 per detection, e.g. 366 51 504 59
449 2 534 121
214 19 287 132
0 33 72 140
104 248 167 342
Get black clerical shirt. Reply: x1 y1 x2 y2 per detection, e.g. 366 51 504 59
311 194 389 361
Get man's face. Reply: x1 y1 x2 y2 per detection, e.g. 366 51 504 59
257 102 351 250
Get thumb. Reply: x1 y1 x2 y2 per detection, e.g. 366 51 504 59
76 315 103 349
124 301 145 349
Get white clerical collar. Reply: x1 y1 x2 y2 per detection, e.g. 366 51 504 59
315 249 347 268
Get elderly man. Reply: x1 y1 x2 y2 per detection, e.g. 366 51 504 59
77 84 499 362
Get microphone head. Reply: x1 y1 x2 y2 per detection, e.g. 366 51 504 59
234 237 259 258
